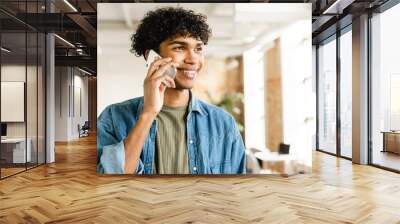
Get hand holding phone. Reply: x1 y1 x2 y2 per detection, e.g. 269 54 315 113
146 50 177 87
142 51 177 117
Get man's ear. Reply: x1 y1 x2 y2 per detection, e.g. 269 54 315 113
144 50 150 61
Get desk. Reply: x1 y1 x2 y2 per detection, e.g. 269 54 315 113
1 138 31 163
381 131 400 154
254 151 298 175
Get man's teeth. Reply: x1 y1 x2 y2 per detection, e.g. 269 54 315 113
182 70 196 78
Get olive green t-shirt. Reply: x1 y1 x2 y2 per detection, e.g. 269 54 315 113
153 105 189 174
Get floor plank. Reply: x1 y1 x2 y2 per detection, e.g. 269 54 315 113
0 134 399 223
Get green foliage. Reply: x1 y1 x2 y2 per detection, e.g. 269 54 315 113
209 92 244 132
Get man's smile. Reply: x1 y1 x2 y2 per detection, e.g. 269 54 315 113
177 68 198 79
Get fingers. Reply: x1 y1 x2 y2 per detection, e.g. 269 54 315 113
155 74 176 88
152 61 178 79
159 82 167 93
144 56 177 89
146 57 172 79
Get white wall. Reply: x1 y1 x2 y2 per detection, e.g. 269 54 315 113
97 27 146 117
243 46 266 150
55 67 89 141
280 20 313 169
72 74 88 138
55 67 69 141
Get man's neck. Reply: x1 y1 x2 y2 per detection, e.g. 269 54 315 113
163 88 190 108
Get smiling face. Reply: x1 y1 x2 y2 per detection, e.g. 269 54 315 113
158 35 204 90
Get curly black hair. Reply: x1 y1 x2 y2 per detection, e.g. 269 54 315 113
130 7 212 57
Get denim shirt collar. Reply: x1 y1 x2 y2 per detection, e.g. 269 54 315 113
137 90 208 117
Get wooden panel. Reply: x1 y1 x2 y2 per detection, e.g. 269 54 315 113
88 77 97 132
385 132 400 154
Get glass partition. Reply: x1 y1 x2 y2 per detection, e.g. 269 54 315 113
371 3 400 171
0 1 46 179
1 30 28 177
317 36 337 155
339 28 352 158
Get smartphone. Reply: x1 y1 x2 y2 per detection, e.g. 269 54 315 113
146 49 176 87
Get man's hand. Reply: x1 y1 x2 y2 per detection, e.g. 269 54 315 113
142 57 177 118
123 57 178 174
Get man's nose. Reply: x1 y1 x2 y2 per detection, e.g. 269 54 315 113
183 49 199 65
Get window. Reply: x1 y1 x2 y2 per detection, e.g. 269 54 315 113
318 37 337 154
371 2 400 171
390 74 400 130
340 29 352 158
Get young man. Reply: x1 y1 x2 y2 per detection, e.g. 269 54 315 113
97 7 246 174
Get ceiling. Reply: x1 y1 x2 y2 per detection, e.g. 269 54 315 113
98 3 311 58
0 0 97 74
0 0 394 75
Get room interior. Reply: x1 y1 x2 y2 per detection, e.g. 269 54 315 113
0 0 399 223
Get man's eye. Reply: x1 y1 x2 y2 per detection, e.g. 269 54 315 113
196 47 203 52
174 47 185 51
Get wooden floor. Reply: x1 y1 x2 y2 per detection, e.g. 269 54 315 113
0 167 26 178
0 135 400 223
1 163 45 178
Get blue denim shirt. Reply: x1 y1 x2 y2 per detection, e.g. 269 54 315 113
97 92 246 174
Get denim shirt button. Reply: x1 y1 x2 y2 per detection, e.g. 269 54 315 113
193 166 197 171
189 139 193 144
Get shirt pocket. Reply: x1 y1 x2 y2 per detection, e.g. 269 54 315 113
197 133 232 174
210 160 232 174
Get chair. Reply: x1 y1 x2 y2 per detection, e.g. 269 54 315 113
278 143 290 154
78 121 90 138
246 149 261 174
